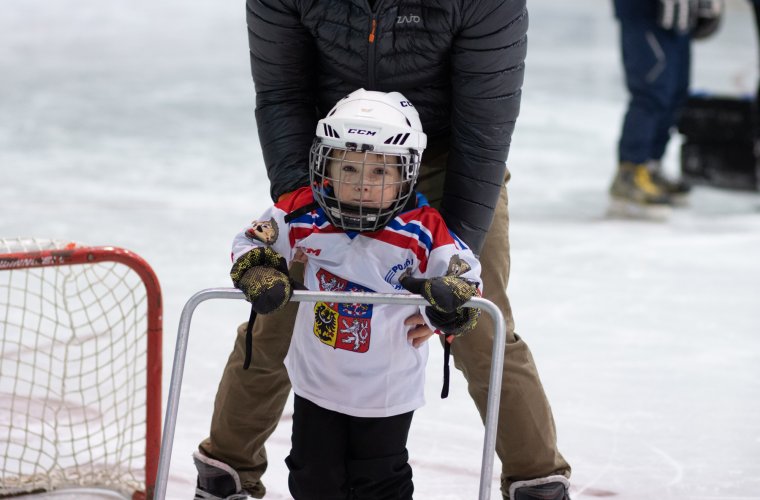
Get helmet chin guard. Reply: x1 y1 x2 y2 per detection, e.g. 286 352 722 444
309 89 427 232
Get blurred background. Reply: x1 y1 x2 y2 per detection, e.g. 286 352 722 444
1 0 759 498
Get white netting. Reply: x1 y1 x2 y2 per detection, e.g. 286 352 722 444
0 239 149 498
0 239 78 254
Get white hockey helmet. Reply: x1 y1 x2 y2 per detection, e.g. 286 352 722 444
309 88 427 232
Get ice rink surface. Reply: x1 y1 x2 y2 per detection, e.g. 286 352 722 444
2 0 759 498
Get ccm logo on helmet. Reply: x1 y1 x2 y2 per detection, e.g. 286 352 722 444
399 101 413 108
347 128 377 136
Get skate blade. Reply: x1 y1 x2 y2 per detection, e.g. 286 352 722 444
670 193 690 207
606 198 672 220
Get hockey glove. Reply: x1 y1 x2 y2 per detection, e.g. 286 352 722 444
231 247 293 314
656 0 723 36
399 273 480 336
426 307 480 337
657 0 696 34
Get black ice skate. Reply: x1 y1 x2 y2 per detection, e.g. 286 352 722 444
649 163 691 206
193 451 251 500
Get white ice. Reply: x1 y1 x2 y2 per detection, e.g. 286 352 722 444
1 0 759 498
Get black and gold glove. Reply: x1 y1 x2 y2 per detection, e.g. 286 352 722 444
399 273 480 336
231 247 293 314
425 307 480 336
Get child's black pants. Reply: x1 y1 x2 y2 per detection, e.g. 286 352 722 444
286 394 414 500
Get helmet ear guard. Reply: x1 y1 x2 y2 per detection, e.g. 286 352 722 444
309 89 427 232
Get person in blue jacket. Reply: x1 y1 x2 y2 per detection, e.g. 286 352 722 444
609 0 723 217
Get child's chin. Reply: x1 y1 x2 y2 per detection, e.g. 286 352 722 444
347 202 385 209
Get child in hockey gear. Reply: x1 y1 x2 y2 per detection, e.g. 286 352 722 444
199 89 482 500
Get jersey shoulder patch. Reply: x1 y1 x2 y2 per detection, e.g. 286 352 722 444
245 218 279 244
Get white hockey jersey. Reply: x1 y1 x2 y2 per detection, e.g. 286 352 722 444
231 187 482 418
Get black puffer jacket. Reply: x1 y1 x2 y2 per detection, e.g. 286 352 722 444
247 0 528 253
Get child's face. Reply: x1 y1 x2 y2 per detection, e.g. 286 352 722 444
327 151 402 209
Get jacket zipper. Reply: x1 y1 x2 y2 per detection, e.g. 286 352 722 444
368 18 377 43
365 0 384 89
367 17 377 88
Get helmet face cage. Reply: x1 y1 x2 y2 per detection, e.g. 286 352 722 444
310 140 421 232
309 89 427 232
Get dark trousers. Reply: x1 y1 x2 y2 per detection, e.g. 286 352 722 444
286 395 415 500
617 15 691 164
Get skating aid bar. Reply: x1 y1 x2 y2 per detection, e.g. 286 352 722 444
155 289 506 500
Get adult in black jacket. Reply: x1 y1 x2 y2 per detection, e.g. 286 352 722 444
194 1 572 499
753 0 760 101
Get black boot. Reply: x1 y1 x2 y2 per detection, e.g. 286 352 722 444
193 451 251 500
649 160 691 206
509 475 570 500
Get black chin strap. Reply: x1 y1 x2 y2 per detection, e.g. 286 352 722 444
284 201 320 223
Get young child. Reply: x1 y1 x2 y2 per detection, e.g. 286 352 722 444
223 89 482 499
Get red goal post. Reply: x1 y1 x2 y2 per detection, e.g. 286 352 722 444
0 239 162 499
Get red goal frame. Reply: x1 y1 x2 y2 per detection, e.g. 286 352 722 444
0 244 162 500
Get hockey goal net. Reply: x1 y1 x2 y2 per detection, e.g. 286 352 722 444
0 239 162 499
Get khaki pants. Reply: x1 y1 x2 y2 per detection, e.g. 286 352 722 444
200 147 571 497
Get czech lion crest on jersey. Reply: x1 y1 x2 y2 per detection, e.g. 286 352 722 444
313 269 373 353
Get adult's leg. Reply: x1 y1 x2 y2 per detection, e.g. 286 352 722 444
347 411 415 500
618 17 673 164
198 262 305 496
417 144 570 498
449 182 570 496
650 29 691 162
285 395 349 500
